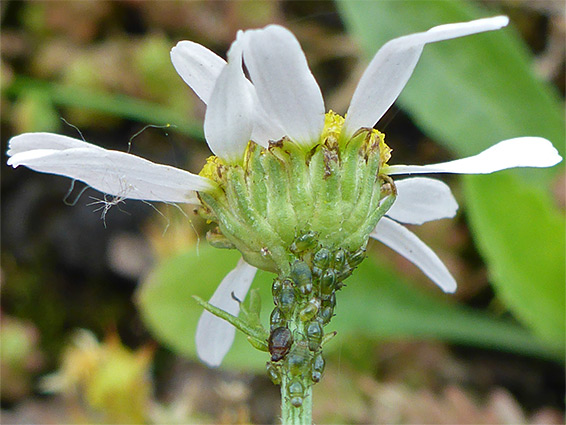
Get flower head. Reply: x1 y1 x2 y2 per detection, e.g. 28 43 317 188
7 17 562 367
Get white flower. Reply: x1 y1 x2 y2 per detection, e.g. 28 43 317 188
7 17 562 367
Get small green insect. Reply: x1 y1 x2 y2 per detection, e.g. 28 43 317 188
320 268 336 298
299 298 320 322
306 321 323 351
347 247 366 267
266 362 281 385
318 306 334 325
270 307 285 331
290 260 313 296
290 231 318 253
333 248 346 269
313 247 331 269
311 352 325 383
277 280 296 316
288 379 305 407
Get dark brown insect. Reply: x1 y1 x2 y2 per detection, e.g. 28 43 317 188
268 326 293 362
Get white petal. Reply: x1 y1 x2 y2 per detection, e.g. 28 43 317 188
242 25 325 147
204 37 254 162
343 16 509 138
170 40 226 104
170 39 283 147
250 90 287 146
195 259 258 367
386 177 458 225
7 133 213 203
386 137 563 175
370 217 457 293
7 132 103 156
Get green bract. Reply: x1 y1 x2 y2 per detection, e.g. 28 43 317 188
198 112 396 275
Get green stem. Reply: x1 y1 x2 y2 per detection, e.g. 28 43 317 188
281 370 313 425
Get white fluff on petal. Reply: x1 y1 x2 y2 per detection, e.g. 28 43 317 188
7 134 213 203
242 25 325 147
343 16 509 138
170 40 226 104
386 137 563 175
204 38 254 162
195 259 258 367
386 177 458 225
370 217 457 293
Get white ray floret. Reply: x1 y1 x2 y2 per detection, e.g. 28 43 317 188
343 15 509 138
195 259 258 367
170 40 225 104
7 133 213 203
171 36 284 147
386 137 562 175
242 25 325 147
203 38 254 163
370 217 457 293
386 177 458 225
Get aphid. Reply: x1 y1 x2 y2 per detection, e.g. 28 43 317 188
318 306 334 325
266 362 281 385
277 280 296 316
290 231 318 253
311 352 325 383
324 292 336 309
306 321 323 351
333 248 346 270
206 228 236 249
312 266 323 280
348 247 366 267
313 247 331 269
272 278 282 296
336 267 353 282
270 307 285 331
299 298 320 322
290 260 313 296
320 269 336 298
286 342 310 376
272 278 282 304
288 379 305 407
268 327 293 362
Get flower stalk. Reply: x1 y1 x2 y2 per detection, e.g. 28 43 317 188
280 372 313 425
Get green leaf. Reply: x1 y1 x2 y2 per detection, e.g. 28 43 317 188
334 252 563 362
464 173 565 342
338 0 565 347
192 295 269 351
136 245 561 373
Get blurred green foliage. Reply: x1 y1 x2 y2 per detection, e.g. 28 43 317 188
338 0 565 348
138 245 562 373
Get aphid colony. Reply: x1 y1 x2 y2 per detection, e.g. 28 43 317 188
266 231 366 407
